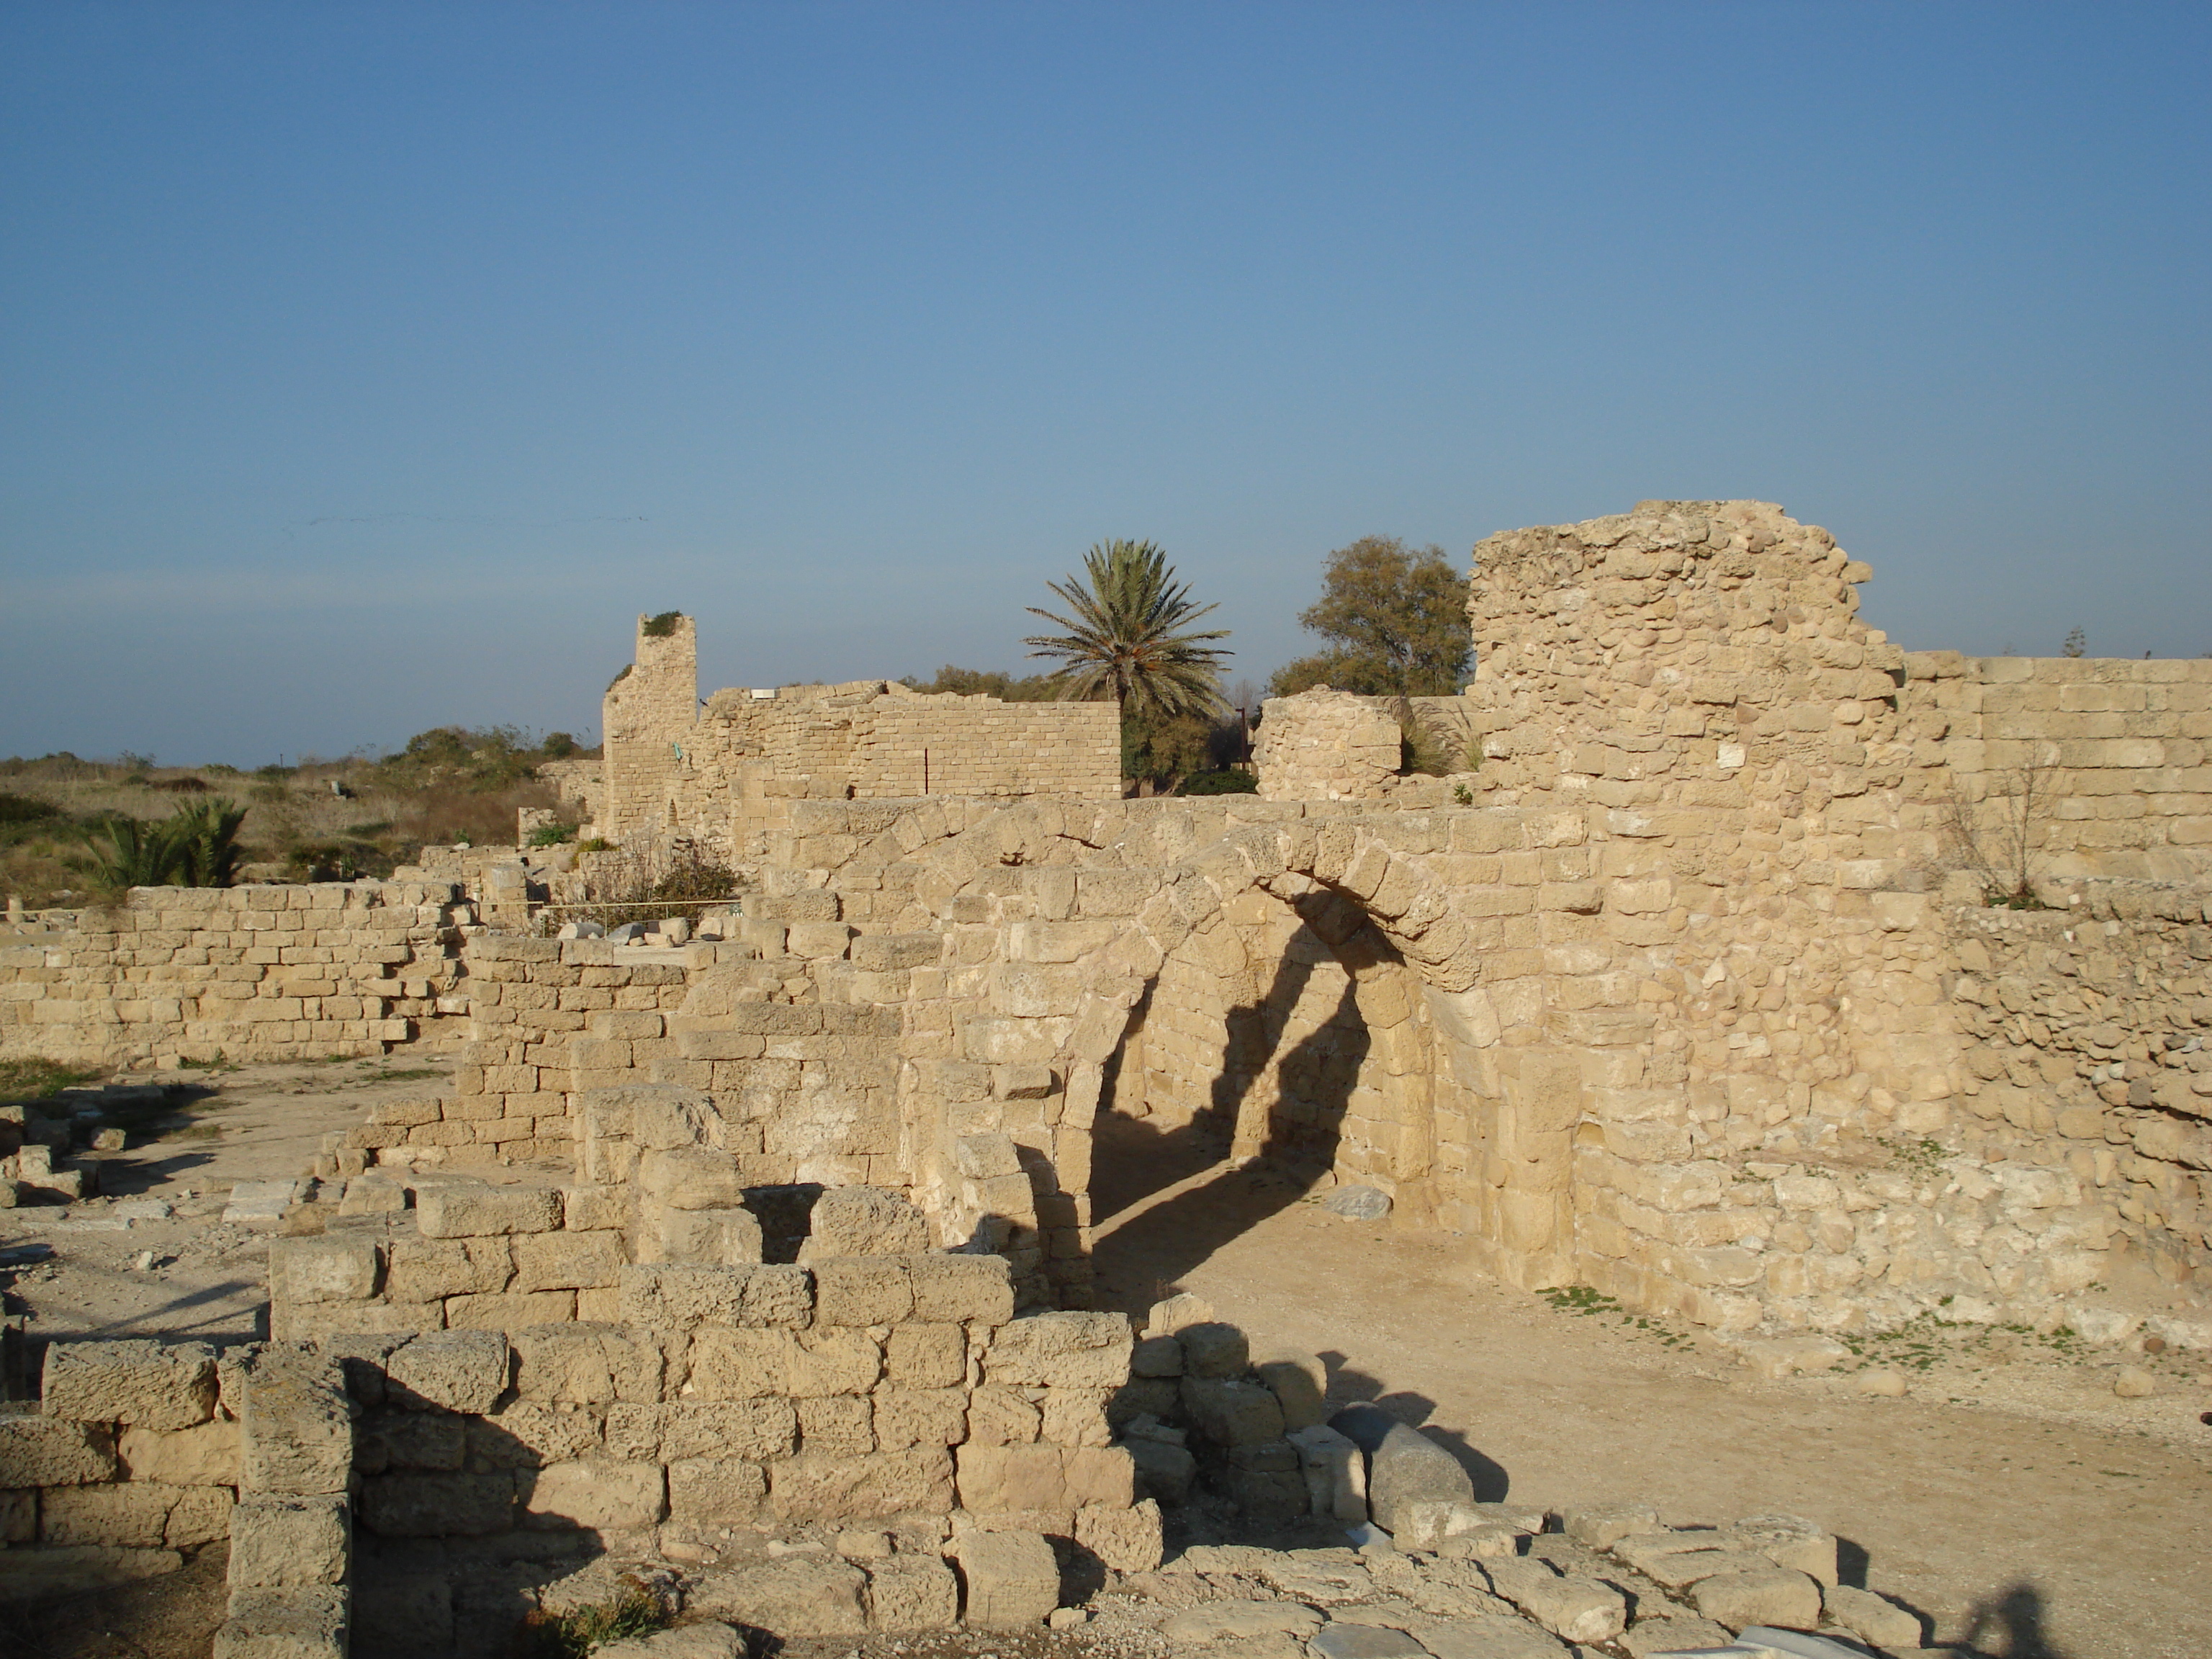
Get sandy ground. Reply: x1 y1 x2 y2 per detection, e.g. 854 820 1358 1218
1087 1116 2212 1659
0 1058 454 1349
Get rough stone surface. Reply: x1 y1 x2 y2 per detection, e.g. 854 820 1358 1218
954 1527 1059 1628
42 1340 218 1430
1691 1565 1825 1632
228 1496 350 1588
687 1557 869 1636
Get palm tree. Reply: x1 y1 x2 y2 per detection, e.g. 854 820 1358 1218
1022 539 1231 719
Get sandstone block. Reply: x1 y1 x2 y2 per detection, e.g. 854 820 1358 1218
43 1339 217 1429
687 1557 868 1636
415 1184 560 1238
967 1386 1043 1447
954 1528 1058 1628
1329 1404 1473 1534
1142 1290 1215 1336
1254 1351 1328 1429
1691 1565 1824 1632
885 1323 966 1388
1162 1601 1324 1643
619 1262 814 1329
1565 1501 1660 1549
798 1187 931 1259
1726 1513 1838 1585
444 1290 576 1329
1077 1498 1164 1571
814 1256 915 1325
386 1331 511 1413
770 1448 952 1521
519 1459 667 1530
1822 1583 1925 1649
356 1471 514 1537
37 1481 189 1548
639 1146 748 1212
1125 1436 1196 1505
1129 1336 1184 1377
597 1628 742 1659
800 1395 876 1457
1181 1377 1285 1447
512 1230 624 1291
228 1496 349 1588
509 1324 662 1404
0 1416 119 1487
385 1236 513 1302
0 1543 181 1597
1064 1443 1137 1506
212 1587 349 1659
649 1206 765 1267
269 1236 382 1304
955 1442 1068 1512
667 1457 768 1521
1485 1558 1627 1644
908 1254 1015 1325
240 1349 353 1498
864 1554 961 1632
873 1388 968 1450
1616 1617 1734 1658
1177 1321 1249 1379
119 1421 240 1486
986 1312 1132 1389
657 1399 799 1462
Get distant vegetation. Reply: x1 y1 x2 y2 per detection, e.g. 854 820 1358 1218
0 727 595 907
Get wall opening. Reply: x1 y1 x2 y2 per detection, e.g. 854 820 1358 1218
1084 885 1429 1313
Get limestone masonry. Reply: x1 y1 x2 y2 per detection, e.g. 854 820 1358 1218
3 500 2208 1654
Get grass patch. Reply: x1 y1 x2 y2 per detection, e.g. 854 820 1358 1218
0 1057 103 1102
513 1581 671 1659
1876 1134 1950 1181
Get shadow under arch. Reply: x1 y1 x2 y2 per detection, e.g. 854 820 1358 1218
1087 884 1421 1310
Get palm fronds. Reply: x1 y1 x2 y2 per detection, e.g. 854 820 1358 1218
1022 539 1231 719
73 799 248 896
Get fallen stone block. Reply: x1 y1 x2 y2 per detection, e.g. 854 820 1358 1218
222 1181 300 1229
1142 1290 1214 1336
1616 1614 1735 1656
1564 1501 1660 1549
686 1556 869 1635
0 1543 180 1599
1254 1349 1328 1429
1125 1434 1196 1505
953 1527 1058 1629
1414 1612 1570 1658
1328 1403 1474 1534
1323 1184 1392 1220
1821 1583 1925 1649
0 1416 119 1487
213 1586 349 1659
1289 1423 1368 1523
1310 1624 1425 1658
1721 1334 1853 1381
1484 1558 1627 1644
43 1339 218 1429
1727 1514 1839 1585
1692 1565 1825 1632
1162 1601 1324 1643
228 1496 349 1588
863 1555 961 1632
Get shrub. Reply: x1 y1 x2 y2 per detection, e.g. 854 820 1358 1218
639 611 683 638
526 822 579 848
1177 769 1258 796
0 1056 102 1102
511 1580 670 1659
73 799 249 894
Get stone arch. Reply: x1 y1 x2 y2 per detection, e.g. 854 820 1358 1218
894 804 1583 1305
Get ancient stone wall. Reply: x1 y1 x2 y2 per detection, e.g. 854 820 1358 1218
593 613 1120 855
0 883 467 1068
1906 652 2212 885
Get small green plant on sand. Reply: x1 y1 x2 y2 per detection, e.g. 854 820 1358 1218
0 1056 102 1102
512 1581 670 1659
1877 1134 1949 1182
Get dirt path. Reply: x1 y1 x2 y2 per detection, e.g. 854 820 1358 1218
1089 1136 2212 1659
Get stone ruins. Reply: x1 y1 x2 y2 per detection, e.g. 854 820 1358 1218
1 499 2207 1655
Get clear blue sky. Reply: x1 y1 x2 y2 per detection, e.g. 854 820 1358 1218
4 2 2207 765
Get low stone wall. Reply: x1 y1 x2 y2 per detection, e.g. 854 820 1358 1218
0 881 467 1069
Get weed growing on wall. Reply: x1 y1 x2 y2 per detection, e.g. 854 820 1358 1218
1943 762 2061 908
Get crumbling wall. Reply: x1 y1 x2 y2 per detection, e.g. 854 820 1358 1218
1948 895 2212 1292
1907 652 2212 886
1255 689 1401 801
0 882 466 1069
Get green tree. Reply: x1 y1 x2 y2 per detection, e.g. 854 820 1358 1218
1023 539 1231 721
899 666 1061 701
1268 536 1471 698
